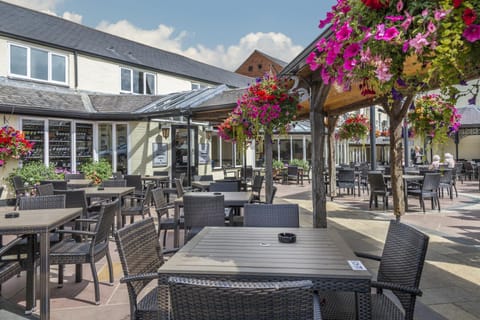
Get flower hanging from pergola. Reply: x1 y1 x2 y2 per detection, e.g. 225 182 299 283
0 125 34 166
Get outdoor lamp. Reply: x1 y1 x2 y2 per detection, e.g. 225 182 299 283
160 125 170 139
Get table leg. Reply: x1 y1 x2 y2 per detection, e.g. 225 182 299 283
25 234 36 313
115 196 122 230
39 232 50 320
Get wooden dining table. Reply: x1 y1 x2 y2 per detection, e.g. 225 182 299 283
0 207 83 320
158 227 372 320
172 191 252 247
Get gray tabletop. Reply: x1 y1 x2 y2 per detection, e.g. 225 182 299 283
0 207 83 320
158 227 372 319
191 180 213 191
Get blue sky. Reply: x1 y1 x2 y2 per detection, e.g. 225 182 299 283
7 0 337 70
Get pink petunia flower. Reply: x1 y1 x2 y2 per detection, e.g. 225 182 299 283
375 25 400 41
427 21 437 33
336 22 353 41
401 11 413 30
463 24 480 42
397 0 404 12
343 43 361 59
386 15 404 22
409 33 430 53
306 52 320 71
434 9 450 21
319 12 334 28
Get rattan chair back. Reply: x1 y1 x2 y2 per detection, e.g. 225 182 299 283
243 203 299 227
209 181 240 192
40 180 68 190
36 183 55 196
378 220 429 320
114 218 164 313
19 194 66 210
102 179 127 187
183 193 225 242
251 175 264 199
125 174 143 194
168 277 314 320
54 189 89 218
174 178 185 197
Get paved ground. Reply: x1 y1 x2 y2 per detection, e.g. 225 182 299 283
1 178 479 319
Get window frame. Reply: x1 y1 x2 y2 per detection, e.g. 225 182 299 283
8 43 68 85
120 67 156 95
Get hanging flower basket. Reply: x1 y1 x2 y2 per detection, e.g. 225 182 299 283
0 125 34 166
408 94 461 145
338 114 370 141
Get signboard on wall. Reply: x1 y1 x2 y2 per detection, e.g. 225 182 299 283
199 143 210 164
153 143 168 167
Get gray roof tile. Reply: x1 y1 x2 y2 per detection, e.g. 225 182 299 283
0 1 252 88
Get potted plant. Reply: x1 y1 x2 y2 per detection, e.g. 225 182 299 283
338 114 370 141
80 159 112 185
0 125 34 166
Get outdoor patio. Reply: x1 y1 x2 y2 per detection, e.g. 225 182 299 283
0 178 479 320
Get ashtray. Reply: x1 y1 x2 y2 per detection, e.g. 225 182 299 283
97 187 105 190
213 192 222 195
278 233 296 243
5 212 20 219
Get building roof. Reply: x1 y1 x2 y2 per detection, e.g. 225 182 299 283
458 105 480 128
0 1 252 89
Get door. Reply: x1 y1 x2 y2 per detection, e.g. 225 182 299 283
172 126 198 183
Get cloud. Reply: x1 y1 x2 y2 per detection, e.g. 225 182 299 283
95 21 303 71
4 0 303 71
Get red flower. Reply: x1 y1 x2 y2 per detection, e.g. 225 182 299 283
453 0 463 8
463 8 477 25
361 0 389 10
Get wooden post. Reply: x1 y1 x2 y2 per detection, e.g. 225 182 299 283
310 82 330 228
264 133 273 204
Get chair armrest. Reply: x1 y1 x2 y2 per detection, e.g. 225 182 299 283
0 236 26 256
354 251 382 261
371 280 423 296
75 218 99 223
120 272 159 284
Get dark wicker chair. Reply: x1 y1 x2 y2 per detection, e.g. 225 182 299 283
407 173 441 213
319 220 429 320
151 187 184 247
286 165 300 184
168 277 318 320
112 172 124 180
209 180 240 192
102 179 127 187
368 172 391 210
250 175 264 201
49 199 117 305
243 203 299 227
40 180 68 190
64 173 85 180
114 218 177 320
301 165 312 184
438 169 456 199
0 237 25 295
36 183 55 196
19 194 66 210
183 193 225 243
125 174 144 196
120 183 154 227
336 169 356 196
12 175 35 209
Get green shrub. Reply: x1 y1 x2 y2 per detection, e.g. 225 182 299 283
80 159 112 185
6 161 62 190
273 160 285 170
289 159 309 171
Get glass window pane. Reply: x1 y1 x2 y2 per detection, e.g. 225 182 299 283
255 139 265 167
116 124 128 174
211 134 220 168
133 70 144 94
292 138 303 160
221 140 233 167
51 54 66 82
10 45 27 76
31 48 48 80
98 124 113 165
145 73 155 94
279 139 290 163
121 68 131 92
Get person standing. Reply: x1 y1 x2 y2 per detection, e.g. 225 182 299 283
412 145 423 165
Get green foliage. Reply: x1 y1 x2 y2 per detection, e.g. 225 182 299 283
273 160 285 170
289 159 309 171
6 161 62 190
80 159 112 185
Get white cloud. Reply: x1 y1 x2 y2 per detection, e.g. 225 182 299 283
4 0 303 71
94 21 303 71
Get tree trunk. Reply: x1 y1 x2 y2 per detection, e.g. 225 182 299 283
384 95 414 219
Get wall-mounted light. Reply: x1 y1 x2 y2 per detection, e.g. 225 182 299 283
159 123 170 139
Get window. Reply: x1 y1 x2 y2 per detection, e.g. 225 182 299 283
9 44 67 84
248 66 253 72
121 67 155 94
